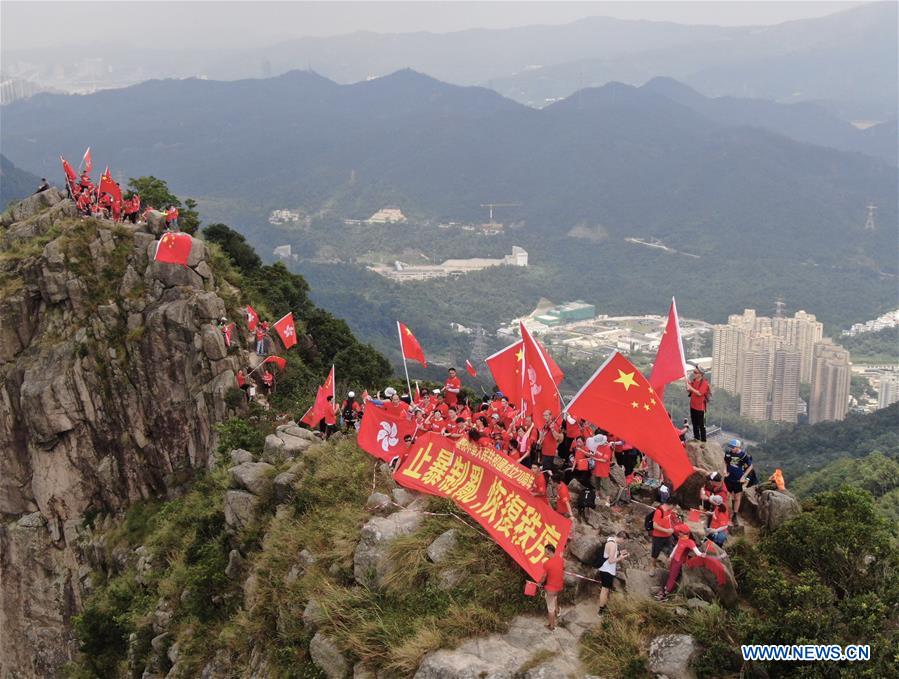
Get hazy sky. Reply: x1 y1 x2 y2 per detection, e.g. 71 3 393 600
2 1 864 52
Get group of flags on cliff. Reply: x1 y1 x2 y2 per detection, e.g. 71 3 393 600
388 298 693 488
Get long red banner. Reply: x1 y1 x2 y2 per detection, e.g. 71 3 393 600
394 433 571 580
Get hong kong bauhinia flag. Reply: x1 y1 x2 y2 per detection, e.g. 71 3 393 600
649 297 688 400
566 351 693 488
246 305 259 331
397 321 426 367
357 402 416 462
520 322 561 427
154 232 192 265
274 312 298 349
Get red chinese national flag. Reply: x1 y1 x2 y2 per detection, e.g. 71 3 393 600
465 360 477 377
246 305 259 331
649 298 688 400
357 402 416 462
60 156 78 186
566 352 693 488
154 232 192 265
486 339 563 404
520 323 561 427
301 365 335 426
274 312 298 349
263 355 287 371
398 321 426 367
97 166 122 203
81 147 92 173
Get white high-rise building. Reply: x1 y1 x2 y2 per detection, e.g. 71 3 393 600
878 372 899 409
809 339 852 424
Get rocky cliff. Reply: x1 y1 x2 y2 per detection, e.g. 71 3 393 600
0 190 245 676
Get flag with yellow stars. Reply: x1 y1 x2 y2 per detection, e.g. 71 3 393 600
485 338 564 405
397 321 427 367
566 351 693 487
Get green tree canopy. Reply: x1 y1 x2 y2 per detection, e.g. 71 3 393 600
126 176 200 234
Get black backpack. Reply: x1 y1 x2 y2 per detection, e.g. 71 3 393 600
593 543 608 569
579 487 596 509
644 508 656 533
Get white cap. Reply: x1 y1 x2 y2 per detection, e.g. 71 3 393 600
348 391 355 398
432 389 441 394
585 434 607 452
384 387 397 397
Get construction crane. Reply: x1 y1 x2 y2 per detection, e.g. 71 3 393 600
480 203 520 221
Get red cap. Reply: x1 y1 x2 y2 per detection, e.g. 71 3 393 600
675 523 691 535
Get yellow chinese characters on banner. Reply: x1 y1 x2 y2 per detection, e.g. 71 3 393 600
395 433 571 580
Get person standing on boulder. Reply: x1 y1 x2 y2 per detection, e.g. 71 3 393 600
724 439 755 523
651 500 676 569
538 543 565 630
685 367 711 442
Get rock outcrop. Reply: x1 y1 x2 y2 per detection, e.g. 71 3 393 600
0 192 245 675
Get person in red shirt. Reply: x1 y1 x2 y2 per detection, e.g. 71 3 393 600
430 392 449 418
165 205 180 230
651 501 676 566
254 325 267 356
262 370 274 393
538 411 563 472
553 473 572 519
657 524 703 600
530 465 547 498
686 367 711 442
320 395 339 439
539 543 565 630
705 495 730 547
562 415 581 462
589 435 614 507
443 368 461 407
571 436 592 489
76 190 92 215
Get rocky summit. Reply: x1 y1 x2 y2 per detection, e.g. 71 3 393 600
0 190 246 675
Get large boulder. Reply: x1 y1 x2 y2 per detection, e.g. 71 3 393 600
223 490 259 530
648 634 698 679
309 631 350 679
426 529 458 564
277 422 318 441
354 509 424 589
272 471 298 504
567 531 604 566
679 557 738 608
229 461 275 496
684 440 725 476
758 490 801 530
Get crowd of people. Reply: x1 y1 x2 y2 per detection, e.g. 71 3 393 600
61 168 179 227
303 361 755 626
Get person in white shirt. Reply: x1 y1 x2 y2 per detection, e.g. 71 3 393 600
597 531 629 614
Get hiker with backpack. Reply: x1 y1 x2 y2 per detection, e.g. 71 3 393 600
595 531 629 615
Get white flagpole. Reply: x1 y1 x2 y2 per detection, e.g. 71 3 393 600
397 321 413 398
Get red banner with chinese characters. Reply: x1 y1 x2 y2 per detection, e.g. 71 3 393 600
394 433 571 580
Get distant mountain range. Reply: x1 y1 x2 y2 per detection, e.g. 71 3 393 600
3 68 895 273
0 154 41 209
2 2 895 121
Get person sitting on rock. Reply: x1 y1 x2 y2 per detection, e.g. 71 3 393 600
700 472 729 511
34 178 50 194
656 524 703 600
704 495 730 547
